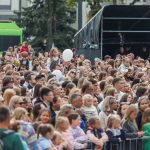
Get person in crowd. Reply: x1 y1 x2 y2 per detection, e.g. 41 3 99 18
117 102 129 120
34 87 54 110
37 124 56 150
81 94 98 121
50 96 61 125
68 113 88 143
99 96 117 130
47 48 60 71
11 107 40 150
105 115 126 150
55 116 87 150
122 104 144 138
112 78 125 102
3 88 15 105
136 96 149 130
52 131 67 150
86 116 108 150
0 106 25 150
38 108 52 124
8 95 25 114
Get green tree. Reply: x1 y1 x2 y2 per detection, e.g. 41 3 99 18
16 0 76 51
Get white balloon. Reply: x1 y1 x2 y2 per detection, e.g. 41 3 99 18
62 49 73 62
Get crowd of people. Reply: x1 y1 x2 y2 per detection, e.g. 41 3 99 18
0 41 149 150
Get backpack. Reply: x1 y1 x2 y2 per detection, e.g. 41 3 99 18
0 130 14 150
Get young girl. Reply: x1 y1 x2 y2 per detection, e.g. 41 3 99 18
38 124 56 150
142 108 150 150
52 131 67 150
47 48 60 71
33 108 52 132
55 116 87 150
68 113 88 144
136 96 149 130
81 94 98 121
106 115 126 150
38 108 51 124
87 116 108 150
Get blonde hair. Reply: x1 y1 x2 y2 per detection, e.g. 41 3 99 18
125 104 138 121
102 96 115 112
77 77 88 89
106 114 121 129
82 94 93 105
13 107 29 121
52 131 62 142
55 117 69 132
9 95 23 112
3 89 15 105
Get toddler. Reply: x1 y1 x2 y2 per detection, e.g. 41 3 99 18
81 94 98 120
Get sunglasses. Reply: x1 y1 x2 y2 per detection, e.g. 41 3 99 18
71 72 76 75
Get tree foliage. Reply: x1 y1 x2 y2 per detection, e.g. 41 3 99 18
15 0 76 51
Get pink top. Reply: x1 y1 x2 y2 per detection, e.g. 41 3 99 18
61 128 87 150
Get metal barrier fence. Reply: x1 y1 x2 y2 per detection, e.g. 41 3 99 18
86 136 150 150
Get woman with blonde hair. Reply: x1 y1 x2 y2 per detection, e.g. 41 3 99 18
99 96 117 130
12 107 40 150
77 77 88 89
9 95 24 114
3 88 15 105
122 104 144 138
65 69 77 82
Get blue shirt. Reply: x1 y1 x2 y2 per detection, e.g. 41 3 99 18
38 137 53 150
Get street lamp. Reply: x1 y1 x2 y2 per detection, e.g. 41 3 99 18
78 0 83 30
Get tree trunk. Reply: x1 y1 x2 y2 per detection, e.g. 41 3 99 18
47 0 53 50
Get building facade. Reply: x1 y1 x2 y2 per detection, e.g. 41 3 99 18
0 0 30 20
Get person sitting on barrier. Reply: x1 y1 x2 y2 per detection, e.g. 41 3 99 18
122 104 144 138
142 108 150 150
105 115 126 150
86 116 108 150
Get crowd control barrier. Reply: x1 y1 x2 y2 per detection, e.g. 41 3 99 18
86 136 150 150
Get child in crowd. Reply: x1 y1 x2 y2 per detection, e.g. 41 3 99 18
81 94 98 120
87 116 108 150
68 113 88 144
33 108 52 132
52 131 67 150
106 115 126 150
38 108 52 124
37 124 56 150
55 116 87 150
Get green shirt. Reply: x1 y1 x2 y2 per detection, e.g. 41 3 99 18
0 128 24 150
